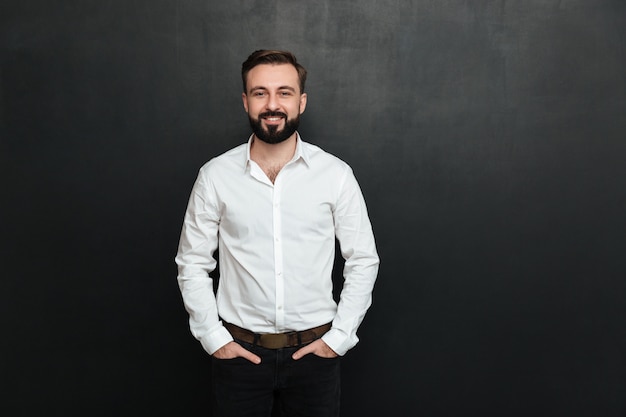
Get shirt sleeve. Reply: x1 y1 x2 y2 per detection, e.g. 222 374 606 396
322 166 380 355
175 168 233 355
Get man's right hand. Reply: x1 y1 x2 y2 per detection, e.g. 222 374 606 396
212 341 261 364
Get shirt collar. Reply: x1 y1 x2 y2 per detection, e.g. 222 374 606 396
244 132 310 172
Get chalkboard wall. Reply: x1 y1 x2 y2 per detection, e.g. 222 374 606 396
2 1 625 416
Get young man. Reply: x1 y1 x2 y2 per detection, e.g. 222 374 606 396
175 50 379 417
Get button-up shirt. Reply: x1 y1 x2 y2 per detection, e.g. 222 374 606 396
175 134 379 356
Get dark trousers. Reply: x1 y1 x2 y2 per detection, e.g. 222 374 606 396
211 340 341 417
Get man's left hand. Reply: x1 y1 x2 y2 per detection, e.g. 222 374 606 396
292 339 338 360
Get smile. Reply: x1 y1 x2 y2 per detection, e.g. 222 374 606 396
259 111 287 122
261 114 286 126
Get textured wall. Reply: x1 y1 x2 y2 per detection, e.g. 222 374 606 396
2 1 625 415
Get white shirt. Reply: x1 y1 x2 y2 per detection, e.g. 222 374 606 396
175 134 379 356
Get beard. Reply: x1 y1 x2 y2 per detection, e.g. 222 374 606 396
248 111 300 144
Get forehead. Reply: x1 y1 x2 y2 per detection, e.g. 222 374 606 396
246 63 300 92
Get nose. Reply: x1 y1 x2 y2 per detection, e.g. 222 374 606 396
265 92 280 111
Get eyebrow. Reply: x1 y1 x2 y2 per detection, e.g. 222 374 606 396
249 86 297 93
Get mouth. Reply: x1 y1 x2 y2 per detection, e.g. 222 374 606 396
260 112 287 126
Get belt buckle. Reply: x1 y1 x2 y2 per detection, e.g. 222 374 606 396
259 333 289 349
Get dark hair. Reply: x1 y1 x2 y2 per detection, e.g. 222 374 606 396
241 50 307 93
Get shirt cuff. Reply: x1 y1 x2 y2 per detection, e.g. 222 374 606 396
199 325 234 355
321 327 356 356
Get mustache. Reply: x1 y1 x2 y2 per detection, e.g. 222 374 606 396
259 111 287 119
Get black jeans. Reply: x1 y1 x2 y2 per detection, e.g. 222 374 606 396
211 340 341 417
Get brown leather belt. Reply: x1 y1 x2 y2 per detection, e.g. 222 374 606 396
223 321 332 349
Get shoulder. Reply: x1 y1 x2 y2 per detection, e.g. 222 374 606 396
198 143 247 176
301 140 351 173
190 143 247 194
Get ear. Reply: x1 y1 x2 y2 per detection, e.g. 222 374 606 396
299 93 307 114
242 92 249 113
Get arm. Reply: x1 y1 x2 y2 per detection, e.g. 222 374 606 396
175 169 233 355
320 167 380 356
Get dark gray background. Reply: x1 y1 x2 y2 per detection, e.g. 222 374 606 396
2 1 625 416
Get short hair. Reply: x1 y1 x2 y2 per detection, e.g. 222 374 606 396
241 50 307 94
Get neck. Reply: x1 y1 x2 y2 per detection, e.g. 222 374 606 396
250 133 298 164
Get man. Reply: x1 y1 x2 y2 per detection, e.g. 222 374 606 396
175 50 379 417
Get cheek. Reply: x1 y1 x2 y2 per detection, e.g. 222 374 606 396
247 103 262 116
